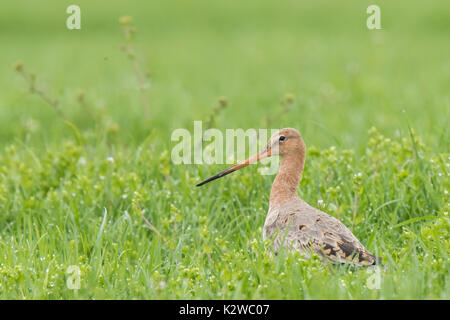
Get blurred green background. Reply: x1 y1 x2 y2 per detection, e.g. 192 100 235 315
0 0 449 151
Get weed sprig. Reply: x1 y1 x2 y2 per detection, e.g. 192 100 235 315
264 93 294 127
119 16 151 119
205 96 228 129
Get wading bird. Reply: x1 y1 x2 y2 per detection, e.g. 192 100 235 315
197 128 381 266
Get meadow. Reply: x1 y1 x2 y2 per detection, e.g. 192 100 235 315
0 0 448 299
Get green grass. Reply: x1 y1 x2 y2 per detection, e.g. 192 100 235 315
0 0 448 299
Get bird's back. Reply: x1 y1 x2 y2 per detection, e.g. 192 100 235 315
263 198 380 266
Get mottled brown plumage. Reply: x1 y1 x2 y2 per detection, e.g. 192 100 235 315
197 128 380 266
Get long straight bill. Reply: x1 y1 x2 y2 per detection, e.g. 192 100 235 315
196 148 271 187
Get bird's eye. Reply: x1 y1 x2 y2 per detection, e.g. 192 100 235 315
279 136 286 142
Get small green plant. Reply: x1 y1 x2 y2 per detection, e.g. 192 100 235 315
119 16 151 119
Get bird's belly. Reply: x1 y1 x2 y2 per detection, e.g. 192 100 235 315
262 225 312 260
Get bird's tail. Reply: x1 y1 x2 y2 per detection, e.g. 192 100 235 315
372 255 383 266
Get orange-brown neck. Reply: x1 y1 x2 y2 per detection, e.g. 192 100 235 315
269 150 305 207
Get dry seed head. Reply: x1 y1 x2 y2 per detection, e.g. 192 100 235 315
284 93 295 104
218 96 228 108
119 16 133 26
76 91 85 102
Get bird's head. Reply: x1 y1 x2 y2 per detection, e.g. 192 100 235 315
196 128 305 187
